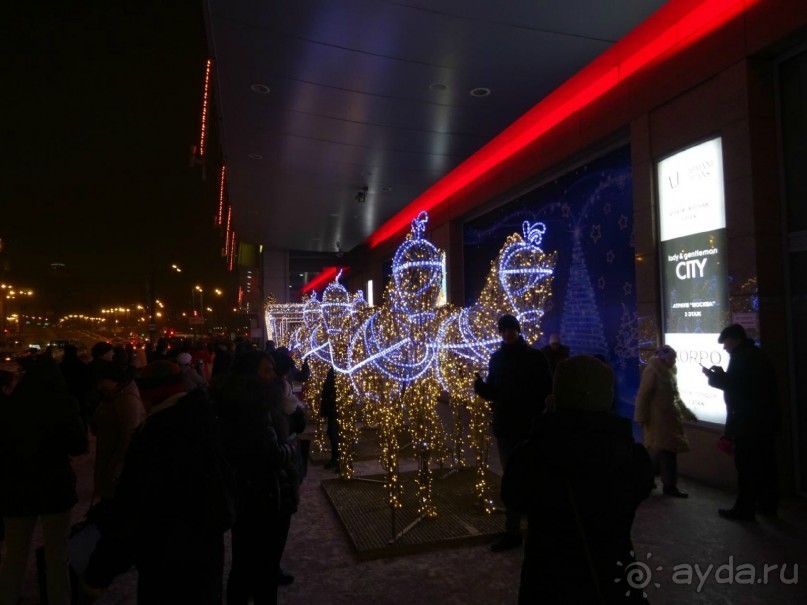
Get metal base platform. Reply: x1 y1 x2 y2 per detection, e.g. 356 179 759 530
321 467 503 560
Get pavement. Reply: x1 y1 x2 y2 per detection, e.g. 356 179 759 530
6 433 807 604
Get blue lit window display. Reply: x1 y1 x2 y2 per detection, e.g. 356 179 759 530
463 145 639 417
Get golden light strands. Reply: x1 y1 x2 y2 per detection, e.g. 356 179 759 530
284 215 556 523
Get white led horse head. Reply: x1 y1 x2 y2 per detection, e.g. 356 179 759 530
391 211 443 322
498 221 554 328
302 291 323 329
352 290 368 313
321 270 352 334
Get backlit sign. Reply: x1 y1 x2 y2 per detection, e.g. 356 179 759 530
657 137 729 425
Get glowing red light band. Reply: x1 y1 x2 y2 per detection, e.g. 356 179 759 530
367 0 758 249
217 165 226 226
301 266 349 295
199 59 212 158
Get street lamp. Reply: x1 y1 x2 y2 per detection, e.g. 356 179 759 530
191 285 204 337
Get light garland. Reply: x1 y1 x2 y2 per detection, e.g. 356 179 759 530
281 213 556 517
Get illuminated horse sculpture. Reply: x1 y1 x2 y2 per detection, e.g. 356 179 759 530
346 211 450 517
435 221 557 507
287 292 332 452
315 274 374 479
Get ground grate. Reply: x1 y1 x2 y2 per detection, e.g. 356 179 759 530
321 467 504 560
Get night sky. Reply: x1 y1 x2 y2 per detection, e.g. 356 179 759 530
4 3 230 316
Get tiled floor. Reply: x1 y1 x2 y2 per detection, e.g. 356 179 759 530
7 435 807 604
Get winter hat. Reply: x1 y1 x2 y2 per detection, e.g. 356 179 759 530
654 345 677 364
551 355 614 412
91 341 114 359
497 314 521 333
176 352 193 366
137 360 186 403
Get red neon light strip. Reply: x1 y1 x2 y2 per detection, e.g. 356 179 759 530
199 59 212 158
224 205 232 257
367 0 758 249
217 165 226 226
301 266 349 295
228 231 236 272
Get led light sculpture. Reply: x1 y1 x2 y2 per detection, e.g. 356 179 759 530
435 221 556 508
293 292 330 452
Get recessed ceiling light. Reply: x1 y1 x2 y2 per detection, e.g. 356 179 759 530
469 87 491 97
429 83 447 92
248 153 263 160
250 83 271 94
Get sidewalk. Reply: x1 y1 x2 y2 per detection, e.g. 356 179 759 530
7 437 807 604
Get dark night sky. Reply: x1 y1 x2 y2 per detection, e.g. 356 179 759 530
4 3 230 315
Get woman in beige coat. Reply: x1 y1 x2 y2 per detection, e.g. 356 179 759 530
634 345 697 497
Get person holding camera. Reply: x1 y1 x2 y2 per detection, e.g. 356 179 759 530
474 314 552 551
703 324 780 521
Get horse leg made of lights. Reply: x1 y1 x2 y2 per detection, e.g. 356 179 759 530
434 222 558 508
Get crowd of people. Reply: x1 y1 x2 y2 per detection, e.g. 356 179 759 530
0 336 309 605
0 319 781 604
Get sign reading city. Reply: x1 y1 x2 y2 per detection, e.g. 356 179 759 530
657 137 729 425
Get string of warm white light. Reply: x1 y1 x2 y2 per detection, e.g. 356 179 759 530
273 213 556 517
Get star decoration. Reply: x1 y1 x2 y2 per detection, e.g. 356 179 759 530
590 224 602 243
623 282 633 295
618 214 629 230
606 250 615 263
598 276 606 290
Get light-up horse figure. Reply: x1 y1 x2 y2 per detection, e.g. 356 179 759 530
435 221 557 507
316 273 374 479
346 212 450 518
287 292 332 452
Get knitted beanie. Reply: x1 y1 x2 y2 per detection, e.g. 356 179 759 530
552 355 614 412
137 360 186 403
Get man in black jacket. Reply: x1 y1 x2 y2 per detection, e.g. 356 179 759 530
474 314 553 551
703 324 780 521
84 361 231 604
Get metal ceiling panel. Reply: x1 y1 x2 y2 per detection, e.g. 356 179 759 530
205 0 668 257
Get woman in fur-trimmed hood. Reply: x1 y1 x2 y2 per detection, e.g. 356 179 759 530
634 345 698 497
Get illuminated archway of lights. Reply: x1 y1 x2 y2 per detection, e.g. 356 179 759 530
278 213 556 516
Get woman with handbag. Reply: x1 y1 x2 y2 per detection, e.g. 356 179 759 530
634 345 698 498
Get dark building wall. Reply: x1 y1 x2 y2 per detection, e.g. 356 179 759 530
349 4 807 490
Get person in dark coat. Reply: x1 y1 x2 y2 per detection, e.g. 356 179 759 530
502 355 653 604
0 355 88 605
59 343 95 424
703 323 780 520
473 314 553 551
83 361 231 604
320 367 340 471
540 333 570 374
211 350 297 605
